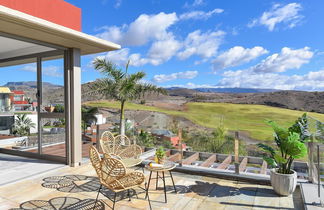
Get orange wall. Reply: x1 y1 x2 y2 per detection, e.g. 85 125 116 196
0 0 81 31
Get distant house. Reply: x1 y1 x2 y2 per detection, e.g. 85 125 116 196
151 129 187 150
0 87 13 112
11 90 34 111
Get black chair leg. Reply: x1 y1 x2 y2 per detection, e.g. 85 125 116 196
93 184 102 210
162 171 167 203
156 172 159 190
145 171 152 199
134 189 139 199
127 189 131 201
146 186 152 210
112 192 117 210
170 171 177 193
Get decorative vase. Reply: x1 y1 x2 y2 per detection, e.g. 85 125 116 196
270 168 297 196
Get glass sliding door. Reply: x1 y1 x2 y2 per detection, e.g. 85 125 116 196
38 56 66 159
0 61 39 154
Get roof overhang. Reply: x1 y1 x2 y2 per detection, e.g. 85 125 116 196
0 5 121 56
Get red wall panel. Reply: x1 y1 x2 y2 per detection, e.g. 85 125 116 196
0 0 81 31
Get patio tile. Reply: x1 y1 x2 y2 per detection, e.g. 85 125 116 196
0 196 19 209
197 200 226 210
253 192 280 209
0 161 302 210
181 197 205 210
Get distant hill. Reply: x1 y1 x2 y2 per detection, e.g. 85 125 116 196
5 81 62 90
3 81 323 114
167 87 279 93
167 88 324 113
4 81 63 103
194 87 279 93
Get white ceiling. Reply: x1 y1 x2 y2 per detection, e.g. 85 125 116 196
0 36 54 60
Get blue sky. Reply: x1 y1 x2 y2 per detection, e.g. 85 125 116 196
3 0 324 91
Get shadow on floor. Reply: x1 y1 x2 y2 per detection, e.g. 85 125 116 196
41 175 279 199
10 197 105 210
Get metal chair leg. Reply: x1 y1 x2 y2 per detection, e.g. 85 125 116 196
146 186 152 210
156 172 159 190
127 189 131 201
134 189 139 199
112 192 117 210
170 171 177 193
145 171 152 199
162 171 167 203
93 184 102 210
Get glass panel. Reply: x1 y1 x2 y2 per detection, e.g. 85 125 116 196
40 58 64 113
39 56 66 158
0 61 39 154
40 117 66 157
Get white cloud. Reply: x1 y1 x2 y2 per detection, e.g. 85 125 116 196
100 48 130 67
251 47 313 73
146 37 182 65
248 3 303 31
177 30 225 60
114 0 122 8
217 69 324 91
102 36 181 67
96 12 178 46
179 8 224 20
212 46 268 71
21 65 62 77
184 0 205 8
153 71 198 83
192 0 204 7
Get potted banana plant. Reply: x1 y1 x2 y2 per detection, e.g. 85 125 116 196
155 146 166 164
258 115 308 196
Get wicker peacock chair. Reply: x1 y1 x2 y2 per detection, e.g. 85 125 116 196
89 146 151 210
100 131 143 168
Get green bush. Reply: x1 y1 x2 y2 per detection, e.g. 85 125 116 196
54 104 64 113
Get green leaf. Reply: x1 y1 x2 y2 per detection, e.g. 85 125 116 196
263 156 277 168
274 153 287 164
257 143 275 156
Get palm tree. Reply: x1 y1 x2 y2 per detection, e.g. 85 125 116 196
81 106 98 134
13 114 36 136
91 58 166 135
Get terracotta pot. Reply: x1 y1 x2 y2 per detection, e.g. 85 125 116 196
270 168 297 196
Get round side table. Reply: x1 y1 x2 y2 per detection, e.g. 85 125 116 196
145 161 177 203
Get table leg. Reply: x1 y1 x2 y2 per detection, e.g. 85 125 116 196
169 171 177 193
145 171 152 199
156 172 159 190
162 171 167 203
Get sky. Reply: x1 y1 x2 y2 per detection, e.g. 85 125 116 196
2 0 324 91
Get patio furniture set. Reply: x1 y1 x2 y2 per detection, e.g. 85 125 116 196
89 131 177 210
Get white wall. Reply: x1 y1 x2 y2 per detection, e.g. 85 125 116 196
95 114 106 125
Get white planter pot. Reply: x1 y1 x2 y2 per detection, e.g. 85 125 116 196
270 168 297 196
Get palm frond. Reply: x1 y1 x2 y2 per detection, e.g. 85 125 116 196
93 58 125 81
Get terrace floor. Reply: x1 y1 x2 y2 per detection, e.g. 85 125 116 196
0 160 304 210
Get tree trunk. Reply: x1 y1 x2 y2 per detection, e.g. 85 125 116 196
120 100 126 135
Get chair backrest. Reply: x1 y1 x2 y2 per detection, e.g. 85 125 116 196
114 134 131 156
100 132 132 156
89 146 102 180
100 131 115 154
100 156 126 185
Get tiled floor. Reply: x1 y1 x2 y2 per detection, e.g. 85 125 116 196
0 160 304 210
0 153 65 186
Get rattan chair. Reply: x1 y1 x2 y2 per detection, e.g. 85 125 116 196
89 146 151 210
100 131 143 168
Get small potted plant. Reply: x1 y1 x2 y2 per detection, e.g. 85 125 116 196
258 117 308 196
155 146 166 164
